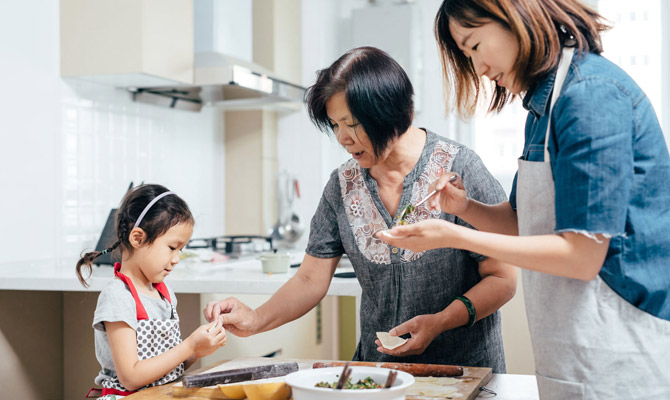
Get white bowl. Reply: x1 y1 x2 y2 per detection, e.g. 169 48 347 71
285 366 415 400
258 252 290 273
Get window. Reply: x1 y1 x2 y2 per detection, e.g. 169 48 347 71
598 0 663 132
469 1 668 194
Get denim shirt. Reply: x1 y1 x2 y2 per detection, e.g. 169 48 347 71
509 51 670 320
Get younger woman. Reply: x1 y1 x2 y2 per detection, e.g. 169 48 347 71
77 184 227 398
380 0 670 398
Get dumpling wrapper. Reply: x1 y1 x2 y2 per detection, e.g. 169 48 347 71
407 378 459 398
378 230 397 238
376 331 408 350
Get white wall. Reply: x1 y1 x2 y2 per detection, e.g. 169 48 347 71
0 1 226 264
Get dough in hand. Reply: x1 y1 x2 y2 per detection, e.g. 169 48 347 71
376 331 408 350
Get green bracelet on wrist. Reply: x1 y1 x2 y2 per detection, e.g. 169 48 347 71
453 295 477 328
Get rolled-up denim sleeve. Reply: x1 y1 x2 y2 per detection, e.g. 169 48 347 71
551 78 633 235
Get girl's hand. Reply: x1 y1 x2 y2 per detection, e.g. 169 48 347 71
375 314 443 357
186 317 227 359
203 297 259 337
377 219 464 253
427 173 469 217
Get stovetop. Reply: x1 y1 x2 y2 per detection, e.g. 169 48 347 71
187 235 274 256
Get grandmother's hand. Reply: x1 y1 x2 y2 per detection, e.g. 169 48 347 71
203 297 258 337
377 219 465 253
375 314 443 357
427 172 469 217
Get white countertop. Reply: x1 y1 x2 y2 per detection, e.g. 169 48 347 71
0 253 362 296
478 374 539 399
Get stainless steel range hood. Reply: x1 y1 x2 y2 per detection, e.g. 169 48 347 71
128 53 306 112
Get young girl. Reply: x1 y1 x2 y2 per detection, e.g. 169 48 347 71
77 184 227 398
380 0 670 398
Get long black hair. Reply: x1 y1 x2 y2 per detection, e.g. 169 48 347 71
76 184 193 287
304 46 414 158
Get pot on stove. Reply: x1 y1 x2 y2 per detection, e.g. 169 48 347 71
187 235 273 256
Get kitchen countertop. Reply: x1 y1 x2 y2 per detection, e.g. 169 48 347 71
0 253 362 296
480 373 539 399
124 360 539 400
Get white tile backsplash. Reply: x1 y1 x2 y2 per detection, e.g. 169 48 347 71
53 80 226 261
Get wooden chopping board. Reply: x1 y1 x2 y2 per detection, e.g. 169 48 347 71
166 357 491 400
406 367 491 399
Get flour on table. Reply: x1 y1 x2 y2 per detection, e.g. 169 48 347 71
407 377 460 398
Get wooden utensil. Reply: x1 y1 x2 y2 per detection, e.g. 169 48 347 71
395 174 458 225
182 362 298 388
312 361 463 377
334 362 351 389
384 370 398 388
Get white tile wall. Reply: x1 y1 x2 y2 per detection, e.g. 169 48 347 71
58 80 225 261
0 1 225 264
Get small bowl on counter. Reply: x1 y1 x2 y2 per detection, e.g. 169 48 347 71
258 251 291 274
284 366 415 400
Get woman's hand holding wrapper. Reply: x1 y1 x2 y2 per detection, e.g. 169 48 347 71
375 314 445 357
377 172 467 252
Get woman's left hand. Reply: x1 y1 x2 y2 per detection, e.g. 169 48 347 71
375 314 443 357
377 219 465 253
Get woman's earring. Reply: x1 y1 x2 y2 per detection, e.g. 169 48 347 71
559 24 577 47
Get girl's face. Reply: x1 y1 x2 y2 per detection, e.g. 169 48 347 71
134 222 193 284
326 91 389 169
449 19 522 94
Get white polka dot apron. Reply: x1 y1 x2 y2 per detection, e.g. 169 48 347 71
98 263 184 398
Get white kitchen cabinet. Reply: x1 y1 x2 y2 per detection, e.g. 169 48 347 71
60 0 194 86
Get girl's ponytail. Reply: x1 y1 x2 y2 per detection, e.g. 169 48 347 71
76 238 122 288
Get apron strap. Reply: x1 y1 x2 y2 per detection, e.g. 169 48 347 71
155 281 171 303
101 387 137 396
543 47 575 163
114 263 173 320
114 263 149 320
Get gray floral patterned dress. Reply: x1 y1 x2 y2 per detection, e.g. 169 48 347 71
306 130 508 372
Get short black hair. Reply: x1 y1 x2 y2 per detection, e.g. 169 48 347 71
304 46 414 158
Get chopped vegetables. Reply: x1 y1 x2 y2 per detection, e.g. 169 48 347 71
315 376 383 389
395 203 415 226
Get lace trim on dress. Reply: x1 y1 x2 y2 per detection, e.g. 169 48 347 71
338 140 460 264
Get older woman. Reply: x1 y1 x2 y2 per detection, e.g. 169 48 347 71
204 46 516 371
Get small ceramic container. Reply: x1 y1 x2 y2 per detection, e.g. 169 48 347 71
258 252 291 274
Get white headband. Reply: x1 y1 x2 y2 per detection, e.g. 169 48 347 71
132 191 174 230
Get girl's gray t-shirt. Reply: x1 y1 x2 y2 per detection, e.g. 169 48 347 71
92 278 178 384
306 130 508 372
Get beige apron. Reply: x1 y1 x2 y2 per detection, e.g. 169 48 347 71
517 47 670 399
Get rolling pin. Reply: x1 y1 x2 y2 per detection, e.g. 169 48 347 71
312 361 463 377
182 362 299 388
